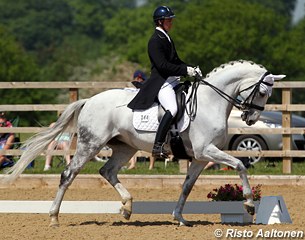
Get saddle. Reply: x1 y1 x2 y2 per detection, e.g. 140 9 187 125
132 81 192 160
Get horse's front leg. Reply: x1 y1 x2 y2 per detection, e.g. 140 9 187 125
99 143 135 220
238 166 255 215
204 144 255 215
100 164 133 219
173 159 206 226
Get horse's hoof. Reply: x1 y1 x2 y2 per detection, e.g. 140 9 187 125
173 212 192 227
120 207 131 220
49 217 60 227
244 202 255 215
179 220 193 227
49 222 60 228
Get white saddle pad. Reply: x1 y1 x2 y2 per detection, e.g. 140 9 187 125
133 103 190 132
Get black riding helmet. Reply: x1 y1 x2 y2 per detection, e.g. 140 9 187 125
153 6 175 25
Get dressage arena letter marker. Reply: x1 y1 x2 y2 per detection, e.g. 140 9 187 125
255 196 292 224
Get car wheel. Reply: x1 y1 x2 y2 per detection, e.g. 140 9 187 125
231 135 268 165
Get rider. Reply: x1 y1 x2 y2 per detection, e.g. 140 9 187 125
128 6 202 158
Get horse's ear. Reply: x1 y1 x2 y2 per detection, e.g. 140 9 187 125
272 74 286 81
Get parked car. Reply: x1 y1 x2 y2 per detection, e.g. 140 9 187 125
224 110 305 164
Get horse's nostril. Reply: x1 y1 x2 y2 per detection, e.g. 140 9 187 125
247 120 254 126
241 111 248 121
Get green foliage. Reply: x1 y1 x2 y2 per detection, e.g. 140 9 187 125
103 6 154 67
270 18 305 80
174 0 289 73
0 25 39 81
0 0 73 56
245 0 296 18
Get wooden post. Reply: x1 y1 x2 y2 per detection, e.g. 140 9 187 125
69 88 79 102
282 88 292 174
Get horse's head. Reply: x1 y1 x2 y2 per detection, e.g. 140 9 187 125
239 73 286 126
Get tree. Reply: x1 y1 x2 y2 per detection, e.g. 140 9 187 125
245 0 296 19
103 6 154 67
0 25 59 126
172 0 289 73
0 25 39 81
270 18 305 80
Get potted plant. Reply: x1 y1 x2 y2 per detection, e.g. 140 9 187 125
207 184 262 223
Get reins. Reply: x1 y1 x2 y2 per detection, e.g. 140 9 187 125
186 71 270 121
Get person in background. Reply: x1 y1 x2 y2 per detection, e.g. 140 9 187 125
44 122 71 171
127 151 155 170
0 113 15 169
132 70 147 89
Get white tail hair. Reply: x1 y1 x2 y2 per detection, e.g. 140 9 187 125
2 99 87 183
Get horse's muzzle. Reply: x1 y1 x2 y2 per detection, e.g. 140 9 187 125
241 110 260 126
241 111 249 122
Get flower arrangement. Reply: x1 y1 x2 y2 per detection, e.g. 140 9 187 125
207 184 262 201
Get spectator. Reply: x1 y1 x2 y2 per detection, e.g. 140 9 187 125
127 151 155 170
0 113 15 169
132 70 147 89
203 161 220 170
44 122 71 171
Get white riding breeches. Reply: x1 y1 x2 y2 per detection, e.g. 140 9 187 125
158 76 180 117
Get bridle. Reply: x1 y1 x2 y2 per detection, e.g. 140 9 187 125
186 71 271 120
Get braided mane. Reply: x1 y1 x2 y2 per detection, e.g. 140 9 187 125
205 59 266 80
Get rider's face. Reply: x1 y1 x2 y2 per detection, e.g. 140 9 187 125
163 18 173 32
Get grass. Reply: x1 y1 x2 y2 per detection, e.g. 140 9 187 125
3 156 304 175
18 157 181 175
202 160 305 175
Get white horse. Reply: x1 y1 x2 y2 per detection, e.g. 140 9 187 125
3 60 285 227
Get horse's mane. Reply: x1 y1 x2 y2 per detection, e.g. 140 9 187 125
205 59 266 80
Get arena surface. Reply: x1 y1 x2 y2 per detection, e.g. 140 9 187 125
0 182 304 240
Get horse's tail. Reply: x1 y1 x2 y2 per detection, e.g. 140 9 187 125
2 99 88 184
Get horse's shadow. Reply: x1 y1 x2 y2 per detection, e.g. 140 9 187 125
70 220 257 227
113 220 213 227
69 220 108 226
70 220 213 227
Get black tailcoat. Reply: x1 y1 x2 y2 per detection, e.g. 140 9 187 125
127 29 187 110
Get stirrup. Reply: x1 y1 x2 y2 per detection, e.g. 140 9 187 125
152 143 170 159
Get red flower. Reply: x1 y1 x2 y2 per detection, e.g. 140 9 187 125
207 184 262 201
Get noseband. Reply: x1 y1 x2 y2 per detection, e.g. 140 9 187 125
186 71 271 120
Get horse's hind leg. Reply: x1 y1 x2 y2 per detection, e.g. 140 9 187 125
99 141 136 220
49 162 78 227
49 131 102 227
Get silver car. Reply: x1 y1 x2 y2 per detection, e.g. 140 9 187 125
224 110 305 164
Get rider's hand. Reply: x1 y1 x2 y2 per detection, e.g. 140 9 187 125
187 66 202 78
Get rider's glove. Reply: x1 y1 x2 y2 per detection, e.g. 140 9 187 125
187 66 202 78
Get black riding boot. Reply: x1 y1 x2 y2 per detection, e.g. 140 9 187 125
152 110 173 158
